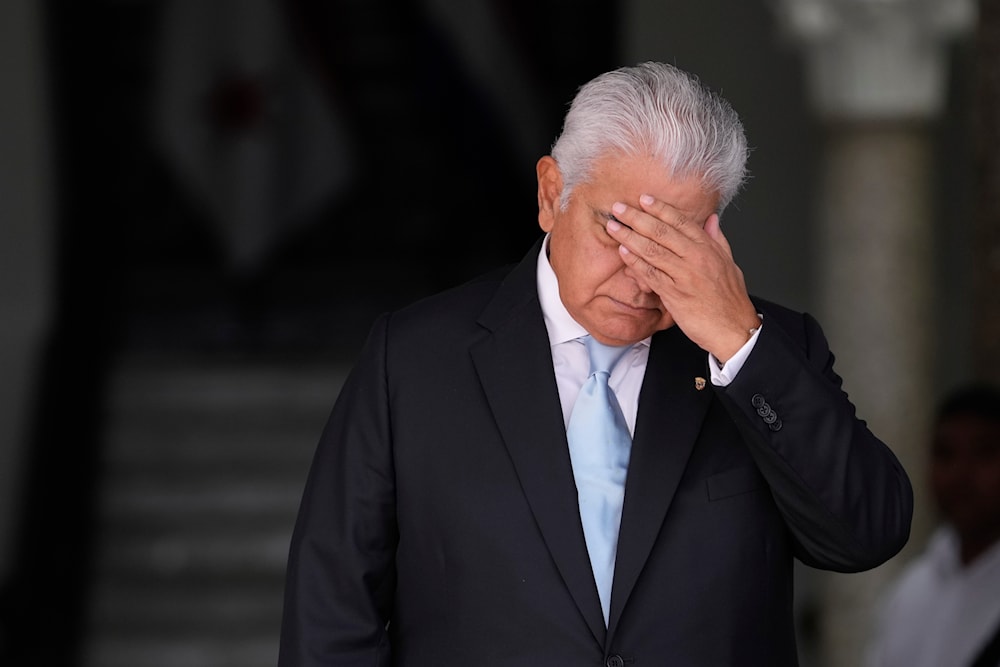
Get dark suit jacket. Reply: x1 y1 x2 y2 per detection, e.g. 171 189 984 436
279 237 913 666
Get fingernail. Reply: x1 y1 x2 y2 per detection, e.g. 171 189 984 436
639 194 654 205
612 202 626 215
607 219 622 232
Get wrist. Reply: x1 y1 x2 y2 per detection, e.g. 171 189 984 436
714 314 763 365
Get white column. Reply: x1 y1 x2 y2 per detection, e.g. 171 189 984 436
770 1 975 665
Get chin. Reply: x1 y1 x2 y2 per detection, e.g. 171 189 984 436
594 321 660 346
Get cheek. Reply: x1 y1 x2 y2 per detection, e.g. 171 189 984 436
596 252 627 281
588 241 628 275
566 247 623 288
590 266 633 303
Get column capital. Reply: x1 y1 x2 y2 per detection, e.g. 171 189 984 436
772 0 977 120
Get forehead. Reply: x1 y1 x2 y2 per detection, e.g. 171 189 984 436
581 152 720 214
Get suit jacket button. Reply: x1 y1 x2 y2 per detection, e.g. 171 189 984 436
769 418 783 431
763 409 778 424
606 655 625 667
751 393 766 408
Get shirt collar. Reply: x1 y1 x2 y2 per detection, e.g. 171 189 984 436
928 523 1000 578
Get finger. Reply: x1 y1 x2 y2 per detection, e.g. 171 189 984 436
607 215 684 271
617 242 676 289
637 193 705 241
611 200 692 247
609 202 694 268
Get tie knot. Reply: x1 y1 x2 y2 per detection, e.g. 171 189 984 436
583 335 630 376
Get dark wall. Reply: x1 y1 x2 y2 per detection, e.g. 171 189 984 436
30 0 624 364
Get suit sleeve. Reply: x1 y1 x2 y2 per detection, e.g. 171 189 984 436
714 310 914 571
278 313 397 666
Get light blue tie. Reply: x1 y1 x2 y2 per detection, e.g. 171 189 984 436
566 335 632 626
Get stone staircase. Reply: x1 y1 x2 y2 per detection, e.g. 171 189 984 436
81 355 346 667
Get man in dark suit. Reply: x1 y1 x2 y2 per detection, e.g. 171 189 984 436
278 61 913 666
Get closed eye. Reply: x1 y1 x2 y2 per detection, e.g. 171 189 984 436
601 212 632 239
593 207 629 231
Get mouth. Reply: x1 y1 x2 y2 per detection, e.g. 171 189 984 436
607 296 662 314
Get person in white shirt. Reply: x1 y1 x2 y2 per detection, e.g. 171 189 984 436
867 383 1000 667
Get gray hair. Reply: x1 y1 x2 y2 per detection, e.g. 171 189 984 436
550 61 749 213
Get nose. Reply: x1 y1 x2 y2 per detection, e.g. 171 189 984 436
623 265 655 293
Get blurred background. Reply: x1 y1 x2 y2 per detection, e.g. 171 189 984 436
0 0 997 665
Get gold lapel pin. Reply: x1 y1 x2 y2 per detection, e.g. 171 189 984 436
694 377 706 391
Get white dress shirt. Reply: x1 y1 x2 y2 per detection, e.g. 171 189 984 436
535 233 760 434
866 525 1000 667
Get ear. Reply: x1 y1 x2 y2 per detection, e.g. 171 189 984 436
536 156 563 233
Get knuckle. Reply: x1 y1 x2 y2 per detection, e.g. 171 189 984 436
650 223 670 243
640 236 662 257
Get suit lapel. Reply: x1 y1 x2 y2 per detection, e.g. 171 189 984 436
608 326 714 634
470 239 607 646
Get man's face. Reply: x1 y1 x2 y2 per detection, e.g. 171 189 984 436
536 152 720 346
930 413 1000 546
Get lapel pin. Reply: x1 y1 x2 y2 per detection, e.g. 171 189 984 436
694 376 706 391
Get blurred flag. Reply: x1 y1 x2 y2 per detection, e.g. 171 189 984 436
151 0 354 277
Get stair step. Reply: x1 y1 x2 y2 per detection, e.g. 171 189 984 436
93 514 293 578
87 579 284 634
103 419 324 467
83 357 342 667
83 637 280 667
98 470 307 519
